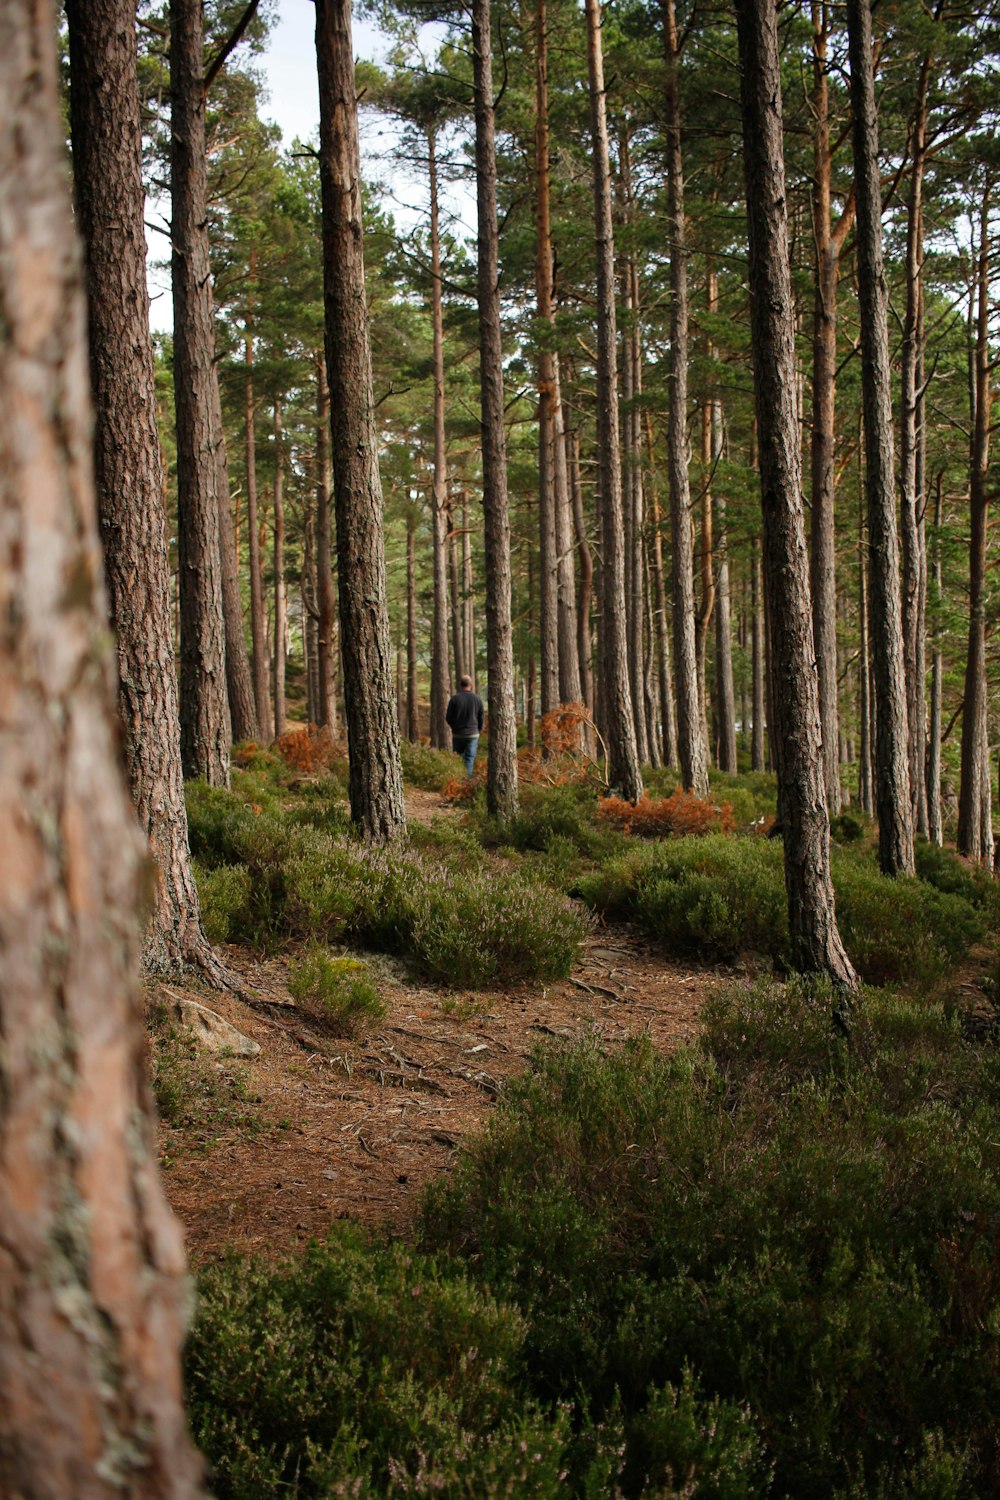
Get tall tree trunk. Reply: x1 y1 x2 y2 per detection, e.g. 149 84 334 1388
900 58 932 834
449 508 464 684
217 442 257 743
662 0 708 795
567 406 594 713
847 0 914 876
957 184 993 864
67 0 215 975
462 490 477 683
245 328 272 735
170 0 230 785
472 0 519 819
586 0 643 800
553 359 582 704
695 397 716 751
407 512 420 741
736 0 856 985
316 351 338 733
272 401 287 741
857 502 875 816
316 0 406 840
618 210 650 765
751 538 766 772
927 476 943 844
645 413 677 767
428 123 451 748
535 0 560 718
0 4 207 1484
810 0 852 815
715 498 738 772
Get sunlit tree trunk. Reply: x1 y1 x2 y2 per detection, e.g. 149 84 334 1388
0 4 208 1484
407 511 420 742
316 351 338 733
245 326 271 735
662 0 708 795
847 0 914 876
535 0 560 718
957 184 993 864
927 477 943 844
428 123 451 748
736 0 856 985
586 0 642 800
170 0 230 784
316 0 406 840
272 400 287 741
473 0 519 818
67 0 217 975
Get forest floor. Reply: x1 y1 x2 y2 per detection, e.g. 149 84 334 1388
150 787 721 1262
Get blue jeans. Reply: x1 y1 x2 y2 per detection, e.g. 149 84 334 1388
454 736 479 777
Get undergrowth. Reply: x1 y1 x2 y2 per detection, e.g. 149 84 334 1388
146 1003 267 1152
187 978 1000 1498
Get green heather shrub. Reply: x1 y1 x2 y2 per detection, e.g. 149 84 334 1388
186 1232 621 1500
193 861 253 944
915 836 1000 921
575 836 983 988
185 780 583 984
829 810 867 844
400 738 458 791
424 981 1000 1496
287 949 386 1033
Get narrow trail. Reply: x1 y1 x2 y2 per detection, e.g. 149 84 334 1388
155 789 721 1261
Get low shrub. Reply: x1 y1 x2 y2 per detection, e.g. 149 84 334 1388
424 981 1000 1496
596 789 735 838
146 1004 265 1145
575 836 983 988
275 724 345 776
194 862 253 944
185 780 583 985
915 836 996 913
829 810 867 844
287 949 385 1033
400 738 459 792
186 1232 616 1500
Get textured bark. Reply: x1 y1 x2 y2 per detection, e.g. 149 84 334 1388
462 491 477 683
0 4 207 1487
957 187 993 864
847 0 914 876
67 0 212 975
245 330 272 734
900 59 931 834
736 0 856 985
715 495 738 773
618 215 649 765
645 413 677 767
552 360 582 705
751 537 766 771
927 478 943 844
695 397 716 750
407 514 420 741
662 0 709 795
535 0 560 717
567 405 594 713
428 125 451 748
472 0 519 819
272 401 287 741
809 1 853 815
315 351 338 733
316 0 406 840
586 0 642 800
171 0 230 785
217 449 257 743
449 511 464 684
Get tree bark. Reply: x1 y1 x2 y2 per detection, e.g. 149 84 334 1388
245 327 272 735
586 0 643 800
847 0 914 876
662 0 709 795
751 539 766 772
462 490 477 683
809 0 852 816
472 0 519 819
316 0 406 840
900 57 932 835
735 0 856 985
957 184 993 864
171 0 231 785
448 506 464 684
566 405 594 714
272 400 287 741
927 476 943 844
407 511 420 741
428 123 451 748
316 351 338 733
0 4 207 1485
66 0 215 975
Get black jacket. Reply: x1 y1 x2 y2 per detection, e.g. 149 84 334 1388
445 689 484 740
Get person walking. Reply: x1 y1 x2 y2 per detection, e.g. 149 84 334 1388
446 675 485 777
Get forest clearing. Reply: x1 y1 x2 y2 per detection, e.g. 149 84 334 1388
3 0 1000 1494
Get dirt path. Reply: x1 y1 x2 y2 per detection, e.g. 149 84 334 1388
154 792 721 1261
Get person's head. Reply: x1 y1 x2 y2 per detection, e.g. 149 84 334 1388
459 675 474 691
